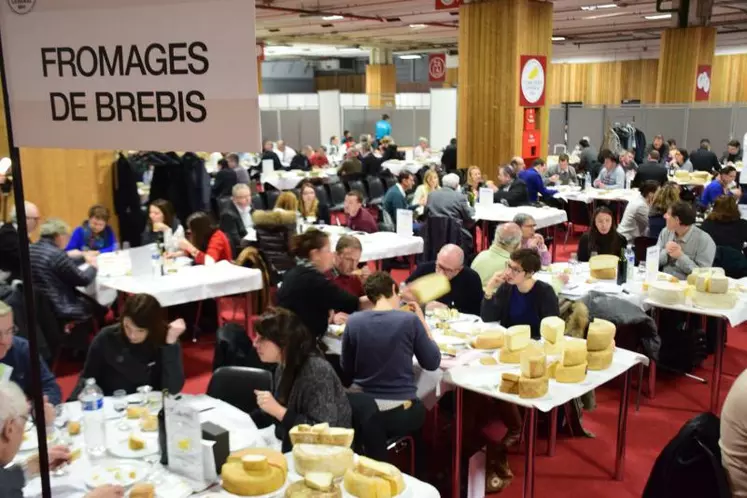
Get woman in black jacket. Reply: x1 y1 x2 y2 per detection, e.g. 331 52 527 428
276 230 363 343
701 195 747 252
69 294 186 400
577 206 627 262
298 182 331 225
251 307 352 452
481 248 559 339
211 158 238 199
141 198 184 247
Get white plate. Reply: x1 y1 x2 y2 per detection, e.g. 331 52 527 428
327 324 345 337
108 434 159 459
20 427 58 452
218 482 289 498
86 462 149 489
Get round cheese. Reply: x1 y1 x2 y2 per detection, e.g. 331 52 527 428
561 338 587 367
227 448 288 478
472 331 505 350
518 375 549 399
587 341 615 371
499 346 522 364
648 281 687 305
586 318 615 352
221 461 285 497
289 425 355 448
554 361 588 383
344 456 406 498
692 290 738 310
589 255 618 280
292 444 354 478
540 316 565 344
499 373 520 394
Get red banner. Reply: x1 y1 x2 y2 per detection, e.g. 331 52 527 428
435 0 461 10
519 55 547 107
695 65 711 101
428 54 446 82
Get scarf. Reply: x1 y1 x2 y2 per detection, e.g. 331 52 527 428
81 221 109 251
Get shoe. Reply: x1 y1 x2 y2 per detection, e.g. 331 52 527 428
500 429 522 449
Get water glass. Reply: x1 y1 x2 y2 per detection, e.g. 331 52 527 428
51 432 72 477
112 390 129 431
137 385 153 406
568 252 578 276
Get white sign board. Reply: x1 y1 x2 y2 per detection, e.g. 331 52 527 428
478 187 494 206
396 209 413 238
646 245 660 282
165 396 206 489
0 0 261 152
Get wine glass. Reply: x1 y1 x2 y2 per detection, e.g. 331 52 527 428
568 252 578 276
112 390 129 431
51 431 72 477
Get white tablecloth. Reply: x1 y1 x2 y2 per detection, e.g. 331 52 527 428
445 346 648 413
382 159 437 176
554 187 639 204
21 395 439 498
473 204 567 229
88 261 263 308
325 230 424 262
261 168 338 191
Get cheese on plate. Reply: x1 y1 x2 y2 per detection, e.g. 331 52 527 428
505 325 531 352
589 255 618 280
586 318 615 352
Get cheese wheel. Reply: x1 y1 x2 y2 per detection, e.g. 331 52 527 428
499 346 522 364
692 290 738 310
343 469 393 498
221 460 285 497
499 373 520 394
505 325 531 351
520 348 546 379
586 318 615 351
687 267 725 286
289 425 355 448
285 479 342 498
561 338 587 367
227 448 288 478
540 316 565 344
518 375 549 399
354 457 406 497
554 362 588 383
588 341 615 371
648 281 687 305
408 273 451 304
130 484 155 498
293 444 355 478
589 255 618 280
472 331 505 350
709 274 729 294
547 361 559 379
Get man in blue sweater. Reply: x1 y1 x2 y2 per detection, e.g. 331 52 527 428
518 158 557 203
0 301 61 412
375 114 392 142
340 271 440 467
701 166 741 208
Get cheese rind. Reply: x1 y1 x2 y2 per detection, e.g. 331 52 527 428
499 373 520 394
293 444 355 478
408 273 451 304
289 425 355 448
587 341 615 371
540 316 565 344
589 255 618 280
221 460 285 496
472 331 505 350
518 375 549 399
561 338 587 367
586 318 615 351
285 479 342 497
692 290 738 310
520 348 546 379
505 325 531 351
355 457 406 496
554 362 588 383
499 346 521 364
648 281 687 305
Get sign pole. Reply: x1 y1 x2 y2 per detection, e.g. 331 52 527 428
0 23 52 498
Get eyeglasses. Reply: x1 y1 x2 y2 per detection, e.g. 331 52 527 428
0 325 17 340
505 262 526 274
437 262 462 275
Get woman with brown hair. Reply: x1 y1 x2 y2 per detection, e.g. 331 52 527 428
177 211 232 264
65 204 117 255
463 166 486 204
274 191 299 213
142 199 184 247
576 206 627 262
251 307 351 452
298 182 331 225
69 293 186 399
648 182 680 239
701 195 747 252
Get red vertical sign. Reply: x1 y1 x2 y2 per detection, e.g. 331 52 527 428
428 54 446 82
695 65 711 101
435 0 462 10
519 55 547 107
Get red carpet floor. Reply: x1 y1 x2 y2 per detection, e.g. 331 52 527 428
53 229 747 497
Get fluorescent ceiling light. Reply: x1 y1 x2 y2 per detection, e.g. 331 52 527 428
552 36 566 41
583 11 625 19
581 3 617 11
338 47 360 52
644 13 672 20
322 15 344 21
409 24 427 29
399 54 422 59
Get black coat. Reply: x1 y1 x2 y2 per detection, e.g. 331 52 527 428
290 154 311 172
219 203 248 257
301 203 331 225
112 153 147 248
212 168 238 200
689 148 721 173
261 150 285 172
361 154 383 177
441 145 457 173
493 179 529 207
633 162 668 188
481 280 559 339
700 219 747 253
577 232 627 263
0 223 20 281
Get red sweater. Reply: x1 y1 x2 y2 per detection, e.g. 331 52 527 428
347 207 378 234
311 154 329 167
194 230 233 265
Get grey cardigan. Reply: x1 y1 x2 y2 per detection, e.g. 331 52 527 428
253 355 352 451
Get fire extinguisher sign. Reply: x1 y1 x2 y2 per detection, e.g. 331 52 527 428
519 55 547 107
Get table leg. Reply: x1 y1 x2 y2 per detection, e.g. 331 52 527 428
482 220 489 252
615 370 632 480
551 225 557 262
710 319 725 414
452 387 463 498
523 408 537 498
547 407 557 456
408 254 416 272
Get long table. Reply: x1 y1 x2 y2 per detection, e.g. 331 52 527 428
21 395 440 498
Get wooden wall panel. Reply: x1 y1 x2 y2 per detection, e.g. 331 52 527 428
657 27 715 103
711 53 747 104
365 64 396 108
444 67 458 88
315 74 365 93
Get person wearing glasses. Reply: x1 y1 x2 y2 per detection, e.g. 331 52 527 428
402 244 483 315
0 301 61 422
0 202 41 283
513 213 551 266
481 249 560 339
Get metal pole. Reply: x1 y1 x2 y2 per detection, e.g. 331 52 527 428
523 408 537 498
615 370 632 480
0 26 52 498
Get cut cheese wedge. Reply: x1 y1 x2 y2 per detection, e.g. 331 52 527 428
289 424 355 447
499 346 522 364
480 356 498 366
687 267 725 286
241 454 268 472
471 331 505 350
408 273 451 304
520 347 546 379
505 325 531 352
589 255 618 280
518 375 549 399
306 472 335 491
561 338 587 367
587 318 615 351
344 456 406 498
293 444 355 478
286 478 342 497
540 316 565 344
554 361 587 383
499 373 520 394
588 341 615 371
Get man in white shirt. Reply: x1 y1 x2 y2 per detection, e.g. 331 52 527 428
273 140 296 165
618 180 659 242
413 137 430 159
657 201 716 280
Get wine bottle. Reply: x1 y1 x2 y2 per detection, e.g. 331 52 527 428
616 248 628 285
158 389 168 465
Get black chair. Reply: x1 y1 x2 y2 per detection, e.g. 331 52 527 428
633 236 657 266
365 177 385 206
265 189 280 210
207 366 273 415
251 193 266 211
347 180 367 203
328 183 347 212
292 188 301 201
256 225 296 283
383 176 396 190
314 185 330 206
